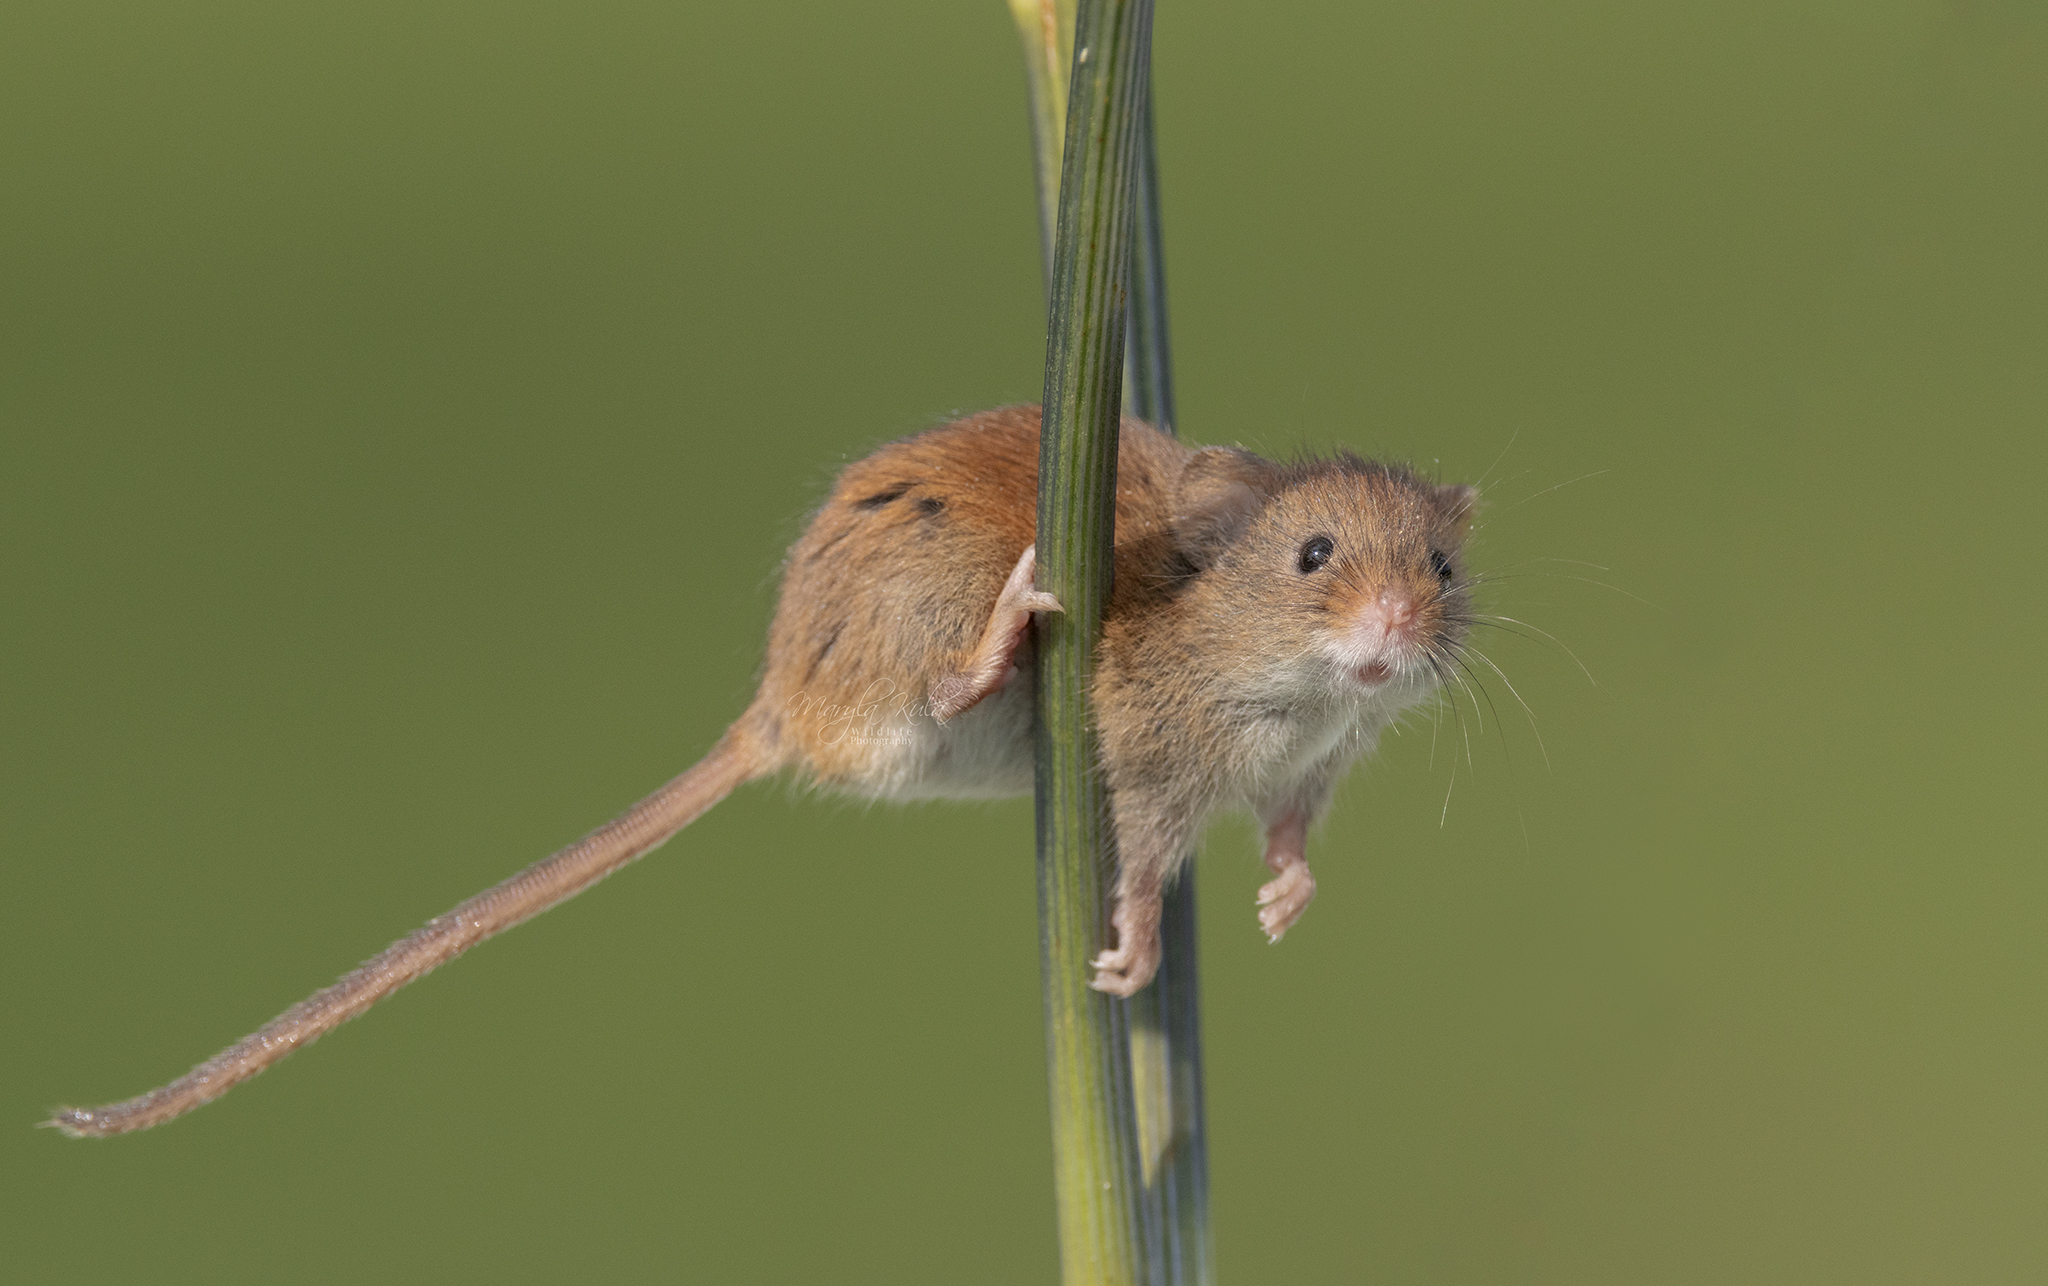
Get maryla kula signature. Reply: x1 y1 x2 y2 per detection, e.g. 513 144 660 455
784 680 938 745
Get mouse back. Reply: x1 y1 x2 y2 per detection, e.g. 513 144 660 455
751 405 1190 789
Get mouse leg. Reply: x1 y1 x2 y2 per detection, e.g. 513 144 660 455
1255 807 1317 942
1089 803 1192 996
1089 881 1164 997
929 545 1063 724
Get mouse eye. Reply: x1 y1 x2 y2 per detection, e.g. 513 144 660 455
1429 548 1455 584
1297 536 1335 573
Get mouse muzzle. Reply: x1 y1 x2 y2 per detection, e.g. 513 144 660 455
1329 584 1433 690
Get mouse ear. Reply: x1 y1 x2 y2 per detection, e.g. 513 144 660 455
1434 484 1479 541
1173 447 1283 568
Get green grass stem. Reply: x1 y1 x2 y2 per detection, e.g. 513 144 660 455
1013 3 1209 1281
1006 0 1077 295
1114 73 1212 1286
1027 0 1159 1281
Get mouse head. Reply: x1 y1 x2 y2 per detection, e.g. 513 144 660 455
1171 446 1477 699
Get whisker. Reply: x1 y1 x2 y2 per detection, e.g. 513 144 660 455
1469 614 1597 686
1466 620 1555 651
1424 659 1445 771
1472 571 1663 612
1494 469 1611 514
1475 428 1523 496
1447 650 1505 770
1423 649 1469 826
1445 655 1485 769
1438 650 1478 774
1464 645 1550 772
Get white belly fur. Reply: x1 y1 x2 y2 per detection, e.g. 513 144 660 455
854 667 1038 801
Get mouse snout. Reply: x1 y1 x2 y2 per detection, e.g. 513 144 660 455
1352 587 1421 648
1361 587 1417 634
1331 585 1427 688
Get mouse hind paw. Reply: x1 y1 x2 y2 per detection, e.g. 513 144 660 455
1086 892 1162 996
1088 942 1160 997
930 545 1063 724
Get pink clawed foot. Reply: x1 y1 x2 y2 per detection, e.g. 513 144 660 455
1256 861 1316 941
1256 812 1317 942
930 545 1064 724
1088 895 1162 997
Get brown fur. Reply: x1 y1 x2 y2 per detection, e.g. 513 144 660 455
53 405 1475 1135
747 404 1195 790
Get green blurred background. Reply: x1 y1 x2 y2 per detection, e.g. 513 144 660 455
5 1 2045 1280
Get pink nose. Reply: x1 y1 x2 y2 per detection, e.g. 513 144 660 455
1361 589 1416 638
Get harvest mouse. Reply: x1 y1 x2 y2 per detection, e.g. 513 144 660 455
51 404 1476 1137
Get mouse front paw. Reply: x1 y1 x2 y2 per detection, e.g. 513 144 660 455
1255 859 1317 943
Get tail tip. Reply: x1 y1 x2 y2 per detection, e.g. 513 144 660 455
41 1107 107 1139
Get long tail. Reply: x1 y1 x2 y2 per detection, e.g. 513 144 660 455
48 723 767 1138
